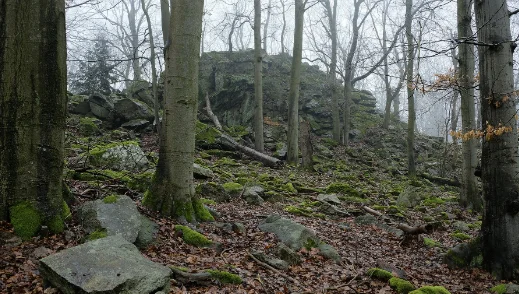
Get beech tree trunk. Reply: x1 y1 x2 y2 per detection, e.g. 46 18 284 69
0 0 67 233
144 0 212 223
457 0 480 211
405 0 416 176
254 0 264 152
475 0 519 279
263 0 272 54
287 0 305 165
160 0 170 44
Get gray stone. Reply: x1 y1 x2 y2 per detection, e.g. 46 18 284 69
502 284 519 293
232 222 246 234
317 193 341 205
251 250 289 270
33 246 54 259
444 238 482 269
258 215 318 251
396 185 425 208
193 163 214 179
69 100 91 115
79 195 156 247
354 214 378 225
39 236 171 294
453 221 470 232
89 93 114 120
196 182 230 203
114 98 154 122
243 186 265 205
271 243 301 265
100 143 149 171
121 119 151 131
205 205 221 219
274 143 287 159
318 243 341 262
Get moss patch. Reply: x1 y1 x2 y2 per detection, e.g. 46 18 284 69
62 201 71 220
284 205 313 217
48 215 65 234
423 237 441 248
451 232 471 241
389 277 416 294
367 268 393 281
103 194 119 204
175 225 212 247
222 182 243 194
193 199 215 222
409 286 451 294
10 202 41 240
490 284 507 294
79 117 100 136
88 229 107 241
326 182 360 197
205 270 242 284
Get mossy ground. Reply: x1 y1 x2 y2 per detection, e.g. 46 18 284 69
175 225 212 247
367 268 393 281
389 277 416 293
205 270 242 284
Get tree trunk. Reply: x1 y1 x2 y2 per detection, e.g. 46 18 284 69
287 0 305 165
280 0 287 54
141 0 160 135
254 0 264 152
343 80 353 145
0 0 67 235
299 120 313 170
144 0 212 223
457 0 480 211
128 0 142 81
263 0 272 54
160 0 170 44
475 0 519 279
405 0 416 176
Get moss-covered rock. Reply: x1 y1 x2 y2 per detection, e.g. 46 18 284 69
284 205 313 217
326 182 360 197
222 182 243 195
409 286 451 294
79 117 100 136
205 270 242 284
389 277 416 294
88 229 108 241
443 237 482 269
196 182 230 202
367 268 393 281
451 232 471 241
175 225 212 247
196 121 221 146
10 202 41 240
103 195 119 204
423 237 441 248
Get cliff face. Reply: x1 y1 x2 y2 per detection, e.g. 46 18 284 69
198 50 379 137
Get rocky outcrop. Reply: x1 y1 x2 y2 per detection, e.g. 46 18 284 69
39 235 171 294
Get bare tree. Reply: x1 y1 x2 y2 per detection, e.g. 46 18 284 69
254 0 265 151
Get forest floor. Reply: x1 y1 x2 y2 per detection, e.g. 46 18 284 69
0 124 506 294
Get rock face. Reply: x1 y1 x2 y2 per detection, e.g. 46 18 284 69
79 195 157 248
89 93 114 120
39 235 171 294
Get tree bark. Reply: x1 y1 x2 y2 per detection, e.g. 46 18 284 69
254 0 265 152
0 0 67 233
280 0 287 54
263 0 272 54
457 0 480 211
287 0 305 165
127 0 142 81
475 0 519 279
299 120 313 170
160 0 170 44
405 0 416 176
144 0 212 223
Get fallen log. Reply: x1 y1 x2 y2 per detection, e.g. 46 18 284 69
419 173 461 187
170 267 213 285
204 92 282 168
396 223 433 235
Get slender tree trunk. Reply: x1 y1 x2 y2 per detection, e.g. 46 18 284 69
457 0 480 211
144 0 212 223
128 0 142 80
263 0 272 54
343 80 353 145
287 0 305 165
228 17 237 53
141 0 160 135
405 0 416 176
254 0 264 152
299 120 313 170
0 0 67 235
449 48 459 138
280 0 287 54
475 0 519 279
381 1 392 129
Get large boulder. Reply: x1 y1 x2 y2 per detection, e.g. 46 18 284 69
114 98 154 122
89 93 114 120
89 141 149 171
242 186 265 205
39 235 171 294
193 163 214 179
79 195 157 247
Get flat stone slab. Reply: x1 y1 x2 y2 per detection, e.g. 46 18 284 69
258 215 318 250
39 235 171 294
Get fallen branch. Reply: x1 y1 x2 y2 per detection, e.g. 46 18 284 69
362 206 383 217
170 267 213 285
419 173 461 187
247 250 299 285
396 223 433 235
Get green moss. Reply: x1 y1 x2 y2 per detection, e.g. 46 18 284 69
222 182 243 194
142 190 155 208
303 238 320 250
173 200 195 223
284 205 313 217
62 201 71 220
282 182 298 194
422 197 445 206
409 286 451 294
175 225 212 247
339 196 370 204
490 284 507 294
79 117 100 136
215 157 240 166
10 202 41 240
193 199 215 222
367 268 393 281
389 277 416 294
88 141 139 166
423 237 441 248
444 249 467 267
103 195 119 204
451 232 471 241
171 266 190 272
205 270 242 284
48 215 65 234
88 229 107 241
200 198 217 205
468 221 482 229
196 121 221 144
326 182 360 197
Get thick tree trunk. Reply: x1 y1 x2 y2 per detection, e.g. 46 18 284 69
254 0 264 152
0 0 67 233
457 0 480 211
405 0 416 176
144 0 212 223
287 0 305 165
475 0 519 279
